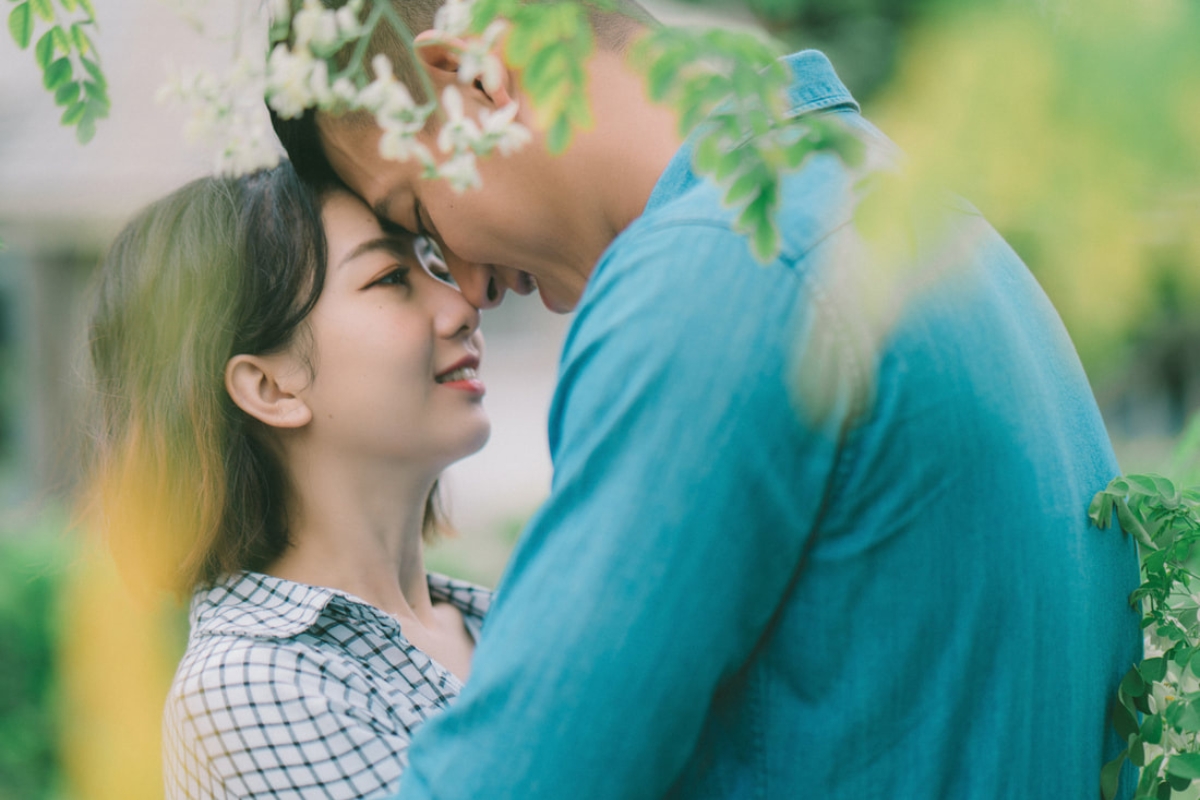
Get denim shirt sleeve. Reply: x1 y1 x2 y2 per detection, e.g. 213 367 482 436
396 221 852 799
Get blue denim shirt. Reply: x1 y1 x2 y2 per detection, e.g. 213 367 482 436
396 51 1141 800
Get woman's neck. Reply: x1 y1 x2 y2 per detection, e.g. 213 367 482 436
266 450 438 624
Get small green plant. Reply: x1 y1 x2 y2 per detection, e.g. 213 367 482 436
1092 471 1200 799
6 0 109 143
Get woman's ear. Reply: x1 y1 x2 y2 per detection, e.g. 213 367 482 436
413 31 514 108
225 354 313 430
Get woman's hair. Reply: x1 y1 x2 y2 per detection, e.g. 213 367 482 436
83 162 443 596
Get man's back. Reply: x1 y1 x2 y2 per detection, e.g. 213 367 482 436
396 51 1140 800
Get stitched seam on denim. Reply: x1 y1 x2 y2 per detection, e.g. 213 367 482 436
785 94 859 119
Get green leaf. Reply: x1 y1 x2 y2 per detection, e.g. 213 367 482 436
1168 752 1200 780
1129 737 1146 767
8 3 32 49
59 100 84 125
1140 755 1167 796
1141 713 1164 744
1121 666 1147 698
724 169 762 207
545 115 571 156
76 0 93 19
81 55 102 84
1128 475 1160 495
1100 750 1127 800
75 112 96 144
1091 491 1115 527
1167 771 1194 792
1173 699 1200 732
51 22 67 51
34 27 54 68
1114 699 1140 740
83 79 107 104
1116 499 1156 549
54 79 78 106
69 21 90 53
693 134 723 174
1142 657 1168 682
1153 475 1179 498
29 0 50 22
42 56 70 89
59 0 78 11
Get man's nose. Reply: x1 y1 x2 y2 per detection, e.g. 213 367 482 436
446 253 505 310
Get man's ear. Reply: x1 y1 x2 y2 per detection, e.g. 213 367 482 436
225 354 313 430
413 31 514 108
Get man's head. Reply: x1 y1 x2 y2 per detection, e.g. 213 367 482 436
272 0 660 312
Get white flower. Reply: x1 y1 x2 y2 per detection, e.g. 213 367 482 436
379 126 434 165
433 0 474 38
330 76 358 104
437 151 482 192
479 102 530 155
265 43 317 119
219 121 282 176
335 5 362 38
292 0 339 52
267 0 290 25
436 85 481 154
358 54 420 117
308 59 332 105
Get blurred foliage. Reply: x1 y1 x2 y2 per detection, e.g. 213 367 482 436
0 510 71 800
871 0 1199 379
0 507 188 800
1091 466 1200 798
676 0 1200 384
672 0 929 102
5 0 110 143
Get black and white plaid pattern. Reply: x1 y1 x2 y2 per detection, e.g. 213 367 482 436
163 571 491 799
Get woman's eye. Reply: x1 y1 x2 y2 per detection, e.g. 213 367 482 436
373 266 410 288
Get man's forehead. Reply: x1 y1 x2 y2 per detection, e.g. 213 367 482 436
315 114 418 206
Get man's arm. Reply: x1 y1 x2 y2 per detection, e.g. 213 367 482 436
398 223 855 799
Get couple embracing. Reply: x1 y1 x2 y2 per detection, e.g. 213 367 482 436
85 0 1140 797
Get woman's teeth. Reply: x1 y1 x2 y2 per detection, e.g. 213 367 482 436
437 367 477 384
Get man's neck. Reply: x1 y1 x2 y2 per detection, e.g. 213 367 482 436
561 48 685 273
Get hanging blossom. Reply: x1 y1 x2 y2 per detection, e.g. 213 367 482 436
432 0 474 38
422 2 531 191
452 19 509 93
362 54 436 170
158 57 281 175
161 0 532 186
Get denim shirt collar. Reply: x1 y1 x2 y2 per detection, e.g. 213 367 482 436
644 50 858 216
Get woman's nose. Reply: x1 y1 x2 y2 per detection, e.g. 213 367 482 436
432 279 483 340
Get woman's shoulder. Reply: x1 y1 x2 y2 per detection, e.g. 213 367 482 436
426 571 492 620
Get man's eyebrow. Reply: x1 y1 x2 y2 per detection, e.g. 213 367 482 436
338 237 413 270
371 197 392 222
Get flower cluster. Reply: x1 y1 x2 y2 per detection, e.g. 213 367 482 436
158 58 281 176
161 0 531 186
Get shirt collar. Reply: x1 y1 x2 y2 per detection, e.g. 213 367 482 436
189 571 491 640
644 49 858 216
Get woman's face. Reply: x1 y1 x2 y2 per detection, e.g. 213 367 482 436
290 191 490 471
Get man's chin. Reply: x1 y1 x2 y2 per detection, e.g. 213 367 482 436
538 285 576 314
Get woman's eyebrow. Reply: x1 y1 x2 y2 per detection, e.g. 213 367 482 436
338 237 413 270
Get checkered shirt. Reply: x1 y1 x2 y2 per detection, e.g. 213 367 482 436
163 570 491 799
